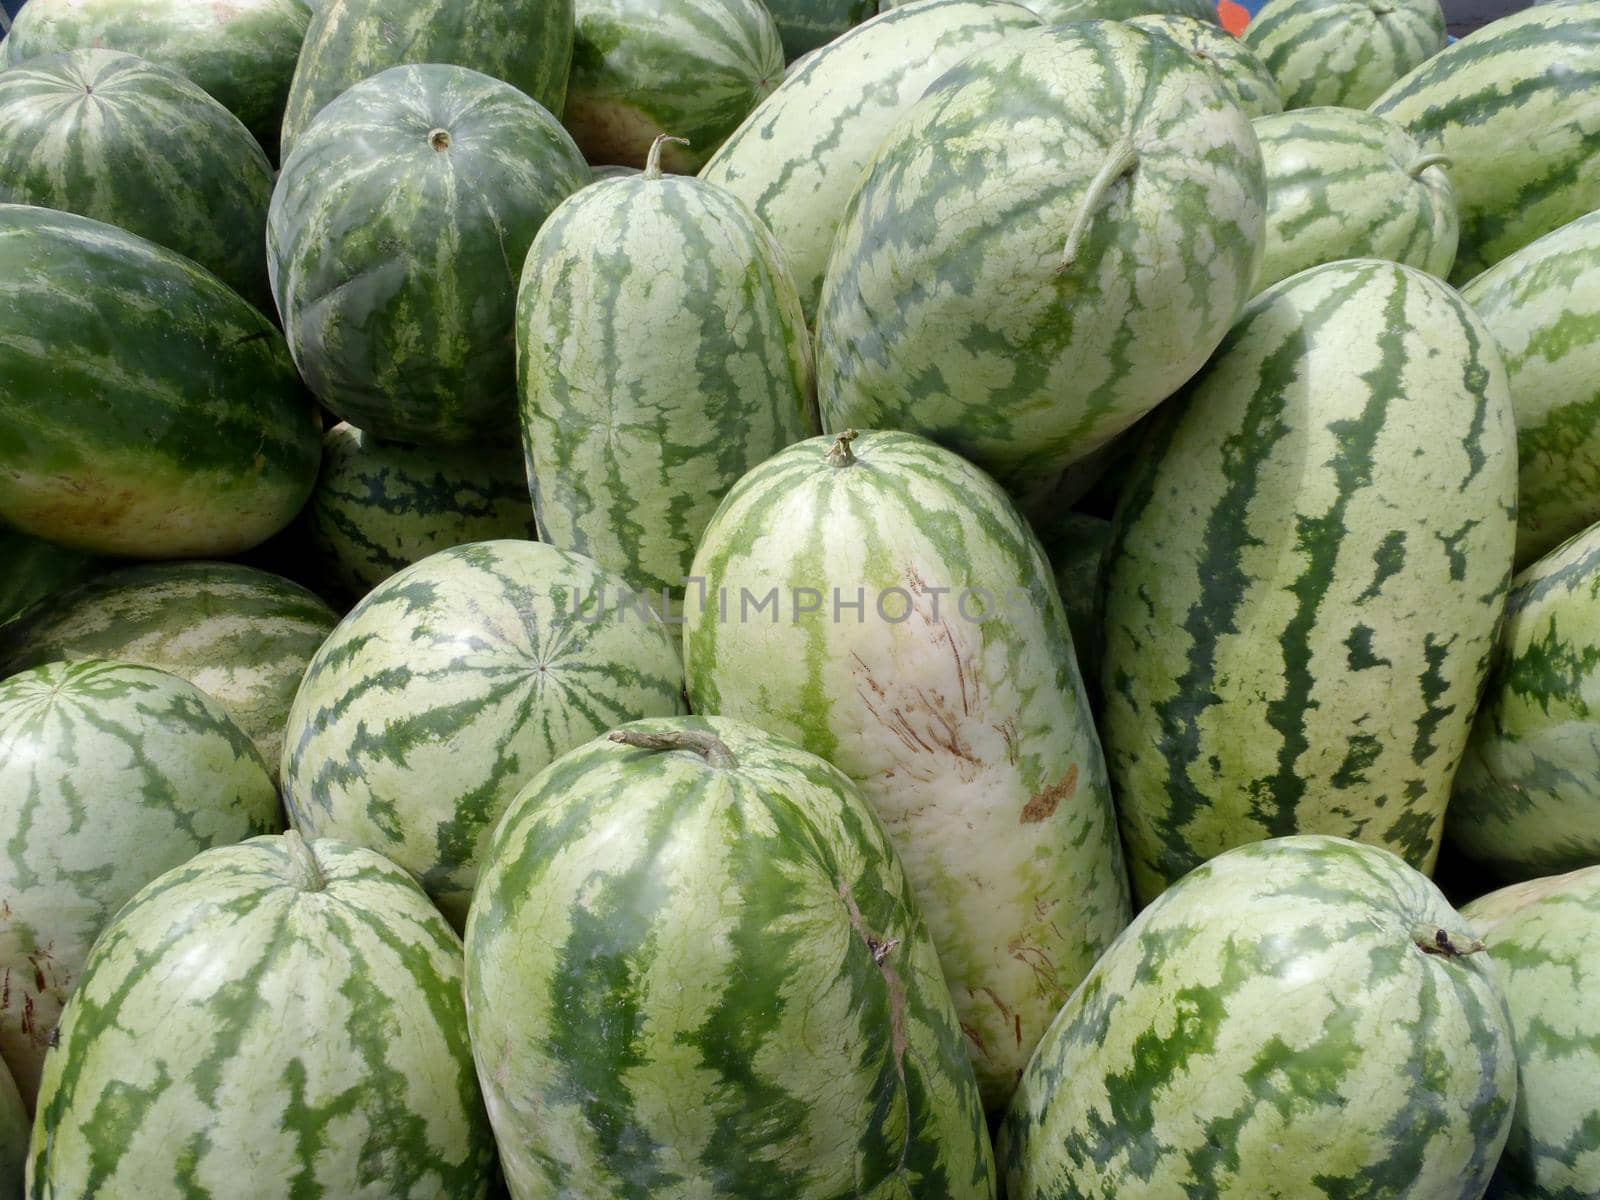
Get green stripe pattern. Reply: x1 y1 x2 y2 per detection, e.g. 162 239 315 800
465 715 995 1199
999 835 1517 1200
1040 512 1112 693
281 540 687 929
0 1062 22 1196
0 529 101 627
1125 15 1282 118
0 660 279 1109
565 0 783 173
0 561 340 780
0 0 311 160
269 64 589 446
1253 106 1458 292
684 430 1130 1110
0 49 275 309
815 22 1266 503
1371 2 1600 284
306 421 539 605
764 0 875 59
1461 210 1600 568
1102 259 1518 904
27 834 495 1198
1023 0 1219 21
1243 0 1445 109
0 205 320 560
1449 525 1600 881
699 0 1040 321
517 167 816 601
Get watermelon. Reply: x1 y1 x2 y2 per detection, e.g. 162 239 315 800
1040 512 1112 691
0 659 280 1109
1026 0 1219 19
281 540 687 929
1125 14 1282 118
0 529 101 627
685 430 1131 1110
465 715 996 1198
1463 866 1600 1200
268 64 589 446
589 163 639 180
27 832 496 1197
815 22 1266 504
1449 525 1600 883
1460 210 1600 568
1102 259 1517 905
999 835 1517 1200
699 0 1041 321
1243 0 1445 109
0 49 275 310
764 0 875 59
0 0 310 160
517 137 816 602
0 1062 21 1199
279 0 574 157
0 205 320 560
1253 106 1458 292
564 0 784 173
0 561 340 780
1371 2 1600 284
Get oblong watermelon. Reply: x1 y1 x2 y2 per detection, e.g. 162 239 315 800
0 528 101 627
685 430 1131 1110
518 146 816 601
269 64 589 445
1371 2 1600 283
0 205 320 559
1102 259 1517 904
27 833 496 1196
1253 106 1457 291
815 21 1266 504
0 49 275 309
465 715 996 1198
0 1062 21 1198
1243 0 1446 109
0 659 280 1109
699 0 1041 320
1126 14 1282 118
281 540 687 928
999 836 1516 1200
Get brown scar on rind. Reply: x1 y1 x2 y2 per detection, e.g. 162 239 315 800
1021 763 1080 823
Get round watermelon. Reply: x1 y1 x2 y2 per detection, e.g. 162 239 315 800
1125 14 1282 117
0 528 101 627
1244 0 1446 109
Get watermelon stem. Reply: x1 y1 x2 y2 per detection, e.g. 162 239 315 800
1407 153 1452 178
608 727 737 768
644 135 692 180
826 429 859 467
1058 138 1140 275
1412 922 1486 958
282 830 326 893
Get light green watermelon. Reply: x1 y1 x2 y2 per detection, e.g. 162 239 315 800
765 0 876 59
269 64 590 446
699 0 1041 320
281 540 687 929
1244 0 1445 109
1253 106 1457 291
1125 14 1282 118
0 529 101 627
465 715 996 1199
0 49 275 309
0 1061 21 1198
815 22 1266 505
27 832 495 1197
1023 0 1220 21
517 138 816 602
999 835 1517 1199
685 430 1131 1110
0 659 280 1110
1102 259 1517 905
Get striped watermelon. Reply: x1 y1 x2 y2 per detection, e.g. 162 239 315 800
0 659 280 1109
465 715 996 1198
0 0 311 160
517 138 815 602
815 22 1266 504
1102 259 1517 905
1449 525 1600 883
279 0 573 157
0 1062 21 1198
1041 512 1112 690
1125 14 1282 118
1463 866 1600 1200
1460 210 1600 568
684 430 1131 1110
1371 2 1600 284
1024 0 1221 20
27 832 495 1197
0 205 319 560
306 421 539 605
564 0 783 173
269 64 589 446
281 540 687 929
999 835 1517 1200
1253 106 1457 291
0 50 275 309
764 0 875 59
0 529 101 627
1243 0 1445 109
0 561 340 780
698 0 1041 321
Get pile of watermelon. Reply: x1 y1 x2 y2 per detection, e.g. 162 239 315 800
2 0 1599 1192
